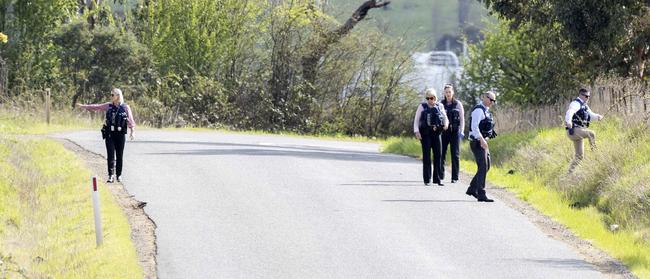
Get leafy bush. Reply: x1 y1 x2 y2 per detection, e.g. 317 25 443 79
458 20 584 106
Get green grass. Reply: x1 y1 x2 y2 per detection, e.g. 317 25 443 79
0 107 142 278
0 136 142 278
381 119 650 279
0 108 100 134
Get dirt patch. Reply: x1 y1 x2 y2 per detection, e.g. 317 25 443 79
457 170 636 279
56 138 157 279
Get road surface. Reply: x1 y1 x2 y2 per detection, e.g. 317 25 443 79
60 130 603 279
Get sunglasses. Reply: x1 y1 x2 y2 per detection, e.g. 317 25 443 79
425 97 435 100
582 94 591 98
488 97 496 103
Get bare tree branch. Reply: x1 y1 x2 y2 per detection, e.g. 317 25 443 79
302 0 390 87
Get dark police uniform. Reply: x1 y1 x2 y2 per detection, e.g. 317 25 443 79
466 104 496 201
440 98 464 182
414 102 448 185
104 104 129 181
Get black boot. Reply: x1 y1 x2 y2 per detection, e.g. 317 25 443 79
477 196 494 202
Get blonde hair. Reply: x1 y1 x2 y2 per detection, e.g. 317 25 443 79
424 88 437 100
112 88 124 105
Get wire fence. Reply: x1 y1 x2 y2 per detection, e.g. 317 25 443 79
493 78 649 133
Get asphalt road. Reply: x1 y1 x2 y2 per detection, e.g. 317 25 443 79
60 130 603 279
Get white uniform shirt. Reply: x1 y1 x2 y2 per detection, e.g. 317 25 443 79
564 99 601 127
469 104 488 140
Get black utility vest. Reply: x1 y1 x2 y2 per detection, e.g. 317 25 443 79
442 98 461 130
469 104 495 139
105 104 128 134
419 102 444 134
571 98 591 128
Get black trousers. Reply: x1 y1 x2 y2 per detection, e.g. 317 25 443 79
441 128 460 181
420 131 443 184
105 132 126 177
468 140 490 198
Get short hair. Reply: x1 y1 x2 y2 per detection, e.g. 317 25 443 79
579 88 590 96
112 88 124 105
424 88 437 99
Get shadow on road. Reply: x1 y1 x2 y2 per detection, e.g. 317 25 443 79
339 180 424 187
135 140 414 164
382 199 475 203
508 258 596 271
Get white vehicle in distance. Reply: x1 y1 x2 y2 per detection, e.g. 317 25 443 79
409 51 462 94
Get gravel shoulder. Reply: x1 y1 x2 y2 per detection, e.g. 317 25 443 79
57 138 158 279
457 169 636 279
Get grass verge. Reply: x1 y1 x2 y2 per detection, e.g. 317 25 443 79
381 119 650 279
0 136 143 278
0 108 142 278
0 107 99 134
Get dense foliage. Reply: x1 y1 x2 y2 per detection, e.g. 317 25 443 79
1 0 647 133
0 0 418 136
460 0 649 106
458 21 584 106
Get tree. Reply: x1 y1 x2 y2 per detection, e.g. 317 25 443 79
53 21 153 107
133 0 261 78
0 0 78 93
302 0 390 89
552 1 649 79
478 0 650 79
459 20 583 106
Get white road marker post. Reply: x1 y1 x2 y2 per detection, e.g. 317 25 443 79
91 176 103 246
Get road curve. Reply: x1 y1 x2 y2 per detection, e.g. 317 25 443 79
59 130 603 279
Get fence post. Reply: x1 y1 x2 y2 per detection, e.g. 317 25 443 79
45 88 51 125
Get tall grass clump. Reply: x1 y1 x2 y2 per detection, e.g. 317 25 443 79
0 136 142 278
381 137 421 157
505 118 650 230
481 118 650 278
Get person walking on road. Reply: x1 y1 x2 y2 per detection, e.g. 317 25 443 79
414 88 449 186
77 88 136 183
466 91 498 202
440 84 465 184
565 88 603 172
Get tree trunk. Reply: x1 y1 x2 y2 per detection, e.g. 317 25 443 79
78 0 103 29
634 44 648 79
0 57 6 100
